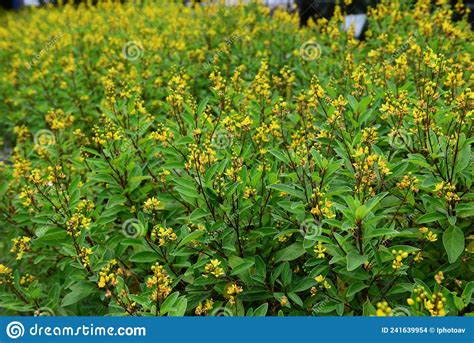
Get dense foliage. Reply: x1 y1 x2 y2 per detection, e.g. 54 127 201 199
0 0 473 317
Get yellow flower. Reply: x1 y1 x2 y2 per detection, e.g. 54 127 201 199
226 283 243 304
434 271 444 284
313 241 327 258
10 236 31 260
375 301 392 316
151 226 177 246
195 299 214 315
391 250 409 270
315 274 325 283
143 197 164 213
146 263 172 302
204 259 225 278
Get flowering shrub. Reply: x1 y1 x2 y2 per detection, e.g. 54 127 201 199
0 0 472 316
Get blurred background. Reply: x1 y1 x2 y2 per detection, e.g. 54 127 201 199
2 0 473 32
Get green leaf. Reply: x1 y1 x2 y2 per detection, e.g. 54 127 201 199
231 261 255 276
443 226 464 263
253 303 268 316
169 296 187 316
268 149 290 165
189 208 209 221
346 251 368 271
275 243 306 263
346 282 368 300
416 212 445 224
61 283 95 307
267 184 306 200
129 251 159 263
462 282 474 304
287 292 303 307
160 292 180 315
177 230 205 248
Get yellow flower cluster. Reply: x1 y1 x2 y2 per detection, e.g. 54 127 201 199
166 73 190 112
19 186 36 208
149 126 175 147
391 250 409 270
434 181 460 203
277 232 293 243
79 247 93 269
226 283 243 305
66 212 91 237
143 197 164 213
0 264 13 285
314 274 331 289
310 187 335 219
314 241 327 259
92 115 123 146
204 259 225 278
20 273 35 286
195 299 214 315
397 173 419 192
45 109 75 130
251 60 271 99
410 284 447 316
151 226 177 246
353 148 391 195
185 143 217 173
419 227 438 242
10 236 31 260
98 259 119 289
13 125 30 143
375 301 393 316
146 263 172 302
243 187 257 199
12 156 31 179
380 91 409 120
361 127 378 145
